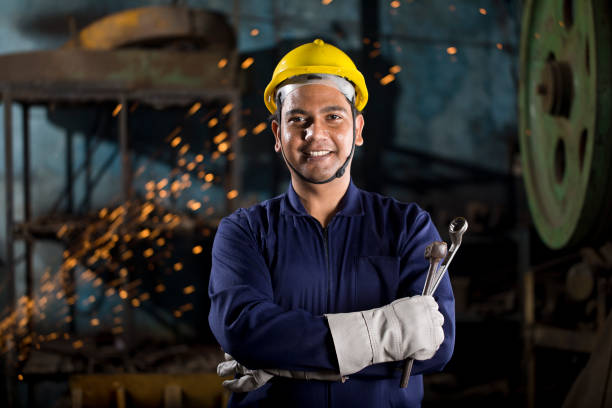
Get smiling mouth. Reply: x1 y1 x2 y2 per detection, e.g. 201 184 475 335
305 150 333 157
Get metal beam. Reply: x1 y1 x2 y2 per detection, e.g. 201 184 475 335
3 92 16 407
119 96 131 201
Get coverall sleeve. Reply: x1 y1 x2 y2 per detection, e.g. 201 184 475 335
208 212 340 372
397 210 456 375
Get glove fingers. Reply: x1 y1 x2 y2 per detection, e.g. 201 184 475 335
217 360 238 377
223 375 259 393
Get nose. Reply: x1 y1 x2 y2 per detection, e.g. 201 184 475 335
303 118 328 141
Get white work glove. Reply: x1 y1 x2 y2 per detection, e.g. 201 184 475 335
325 295 444 376
217 354 344 393
217 354 274 393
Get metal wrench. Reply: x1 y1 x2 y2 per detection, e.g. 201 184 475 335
400 240 447 388
399 217 468 388
431 217 468 294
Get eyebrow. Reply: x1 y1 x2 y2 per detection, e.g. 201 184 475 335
286 108 308 116
320 105 348 114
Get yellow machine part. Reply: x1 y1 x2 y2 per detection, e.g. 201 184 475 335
62 6 234 51
70 373 230 408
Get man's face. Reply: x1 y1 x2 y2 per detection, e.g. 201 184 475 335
271 84 364 183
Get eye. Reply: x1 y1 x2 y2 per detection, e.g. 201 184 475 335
327 113 343 121
288 116 305 123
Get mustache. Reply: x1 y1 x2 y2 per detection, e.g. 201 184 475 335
299 142 337 153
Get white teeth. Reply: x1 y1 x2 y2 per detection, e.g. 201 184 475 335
308 151 330 157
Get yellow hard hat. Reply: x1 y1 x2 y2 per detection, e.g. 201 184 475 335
264 38 368 113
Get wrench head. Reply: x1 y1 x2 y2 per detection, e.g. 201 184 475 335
424 241 448 260
449 217 468 245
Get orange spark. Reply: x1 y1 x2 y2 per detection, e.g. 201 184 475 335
250 28 259 36
171 136 182 148
193 245 203 254
187 102 202 116
214 131 228 144
183 285 195 295
479 8 487 15
112 104 122 117
252 122 267 135
218 142 230 153
208 118 218 127
179 144 190 155
241 57 254 69
222 103 234 115
446 47 457 55
389 65 401 74
217 58 228 68
380 74 395 85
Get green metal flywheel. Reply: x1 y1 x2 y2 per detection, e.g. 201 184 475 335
519 0 612 249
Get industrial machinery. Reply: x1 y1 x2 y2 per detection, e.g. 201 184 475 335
0 6 240 407
518 1 612 407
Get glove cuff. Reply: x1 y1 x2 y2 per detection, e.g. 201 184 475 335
325 311 373 376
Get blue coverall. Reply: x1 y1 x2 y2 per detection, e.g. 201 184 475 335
209 180 455 407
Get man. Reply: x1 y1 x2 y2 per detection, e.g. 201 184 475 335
208 39 455 407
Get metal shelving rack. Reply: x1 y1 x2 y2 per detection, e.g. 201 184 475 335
1 44 240 407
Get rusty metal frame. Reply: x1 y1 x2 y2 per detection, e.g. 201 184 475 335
0 47 240 407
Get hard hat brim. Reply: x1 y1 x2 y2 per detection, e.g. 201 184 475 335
264 65 368 114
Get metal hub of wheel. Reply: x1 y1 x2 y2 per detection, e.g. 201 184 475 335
519 0 612 249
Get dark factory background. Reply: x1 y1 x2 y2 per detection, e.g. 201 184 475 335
1 0 610 407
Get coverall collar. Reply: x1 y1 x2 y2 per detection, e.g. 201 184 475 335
281 179 364 218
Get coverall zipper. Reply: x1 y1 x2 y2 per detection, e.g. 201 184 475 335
321 224 331 408
323 226 330 312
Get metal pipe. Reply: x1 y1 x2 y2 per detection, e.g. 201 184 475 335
119 96 131 201
84 128 91 212
66 130 73 212
4 92 16 407
226 92 241 213
117 96 134 351
23 104 33 336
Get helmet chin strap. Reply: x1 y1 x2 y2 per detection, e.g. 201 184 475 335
277 100 357 185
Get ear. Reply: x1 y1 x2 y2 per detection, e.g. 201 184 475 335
354 113 365 146
271 120 281 152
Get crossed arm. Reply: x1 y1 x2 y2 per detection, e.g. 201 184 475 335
208 212 455 388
